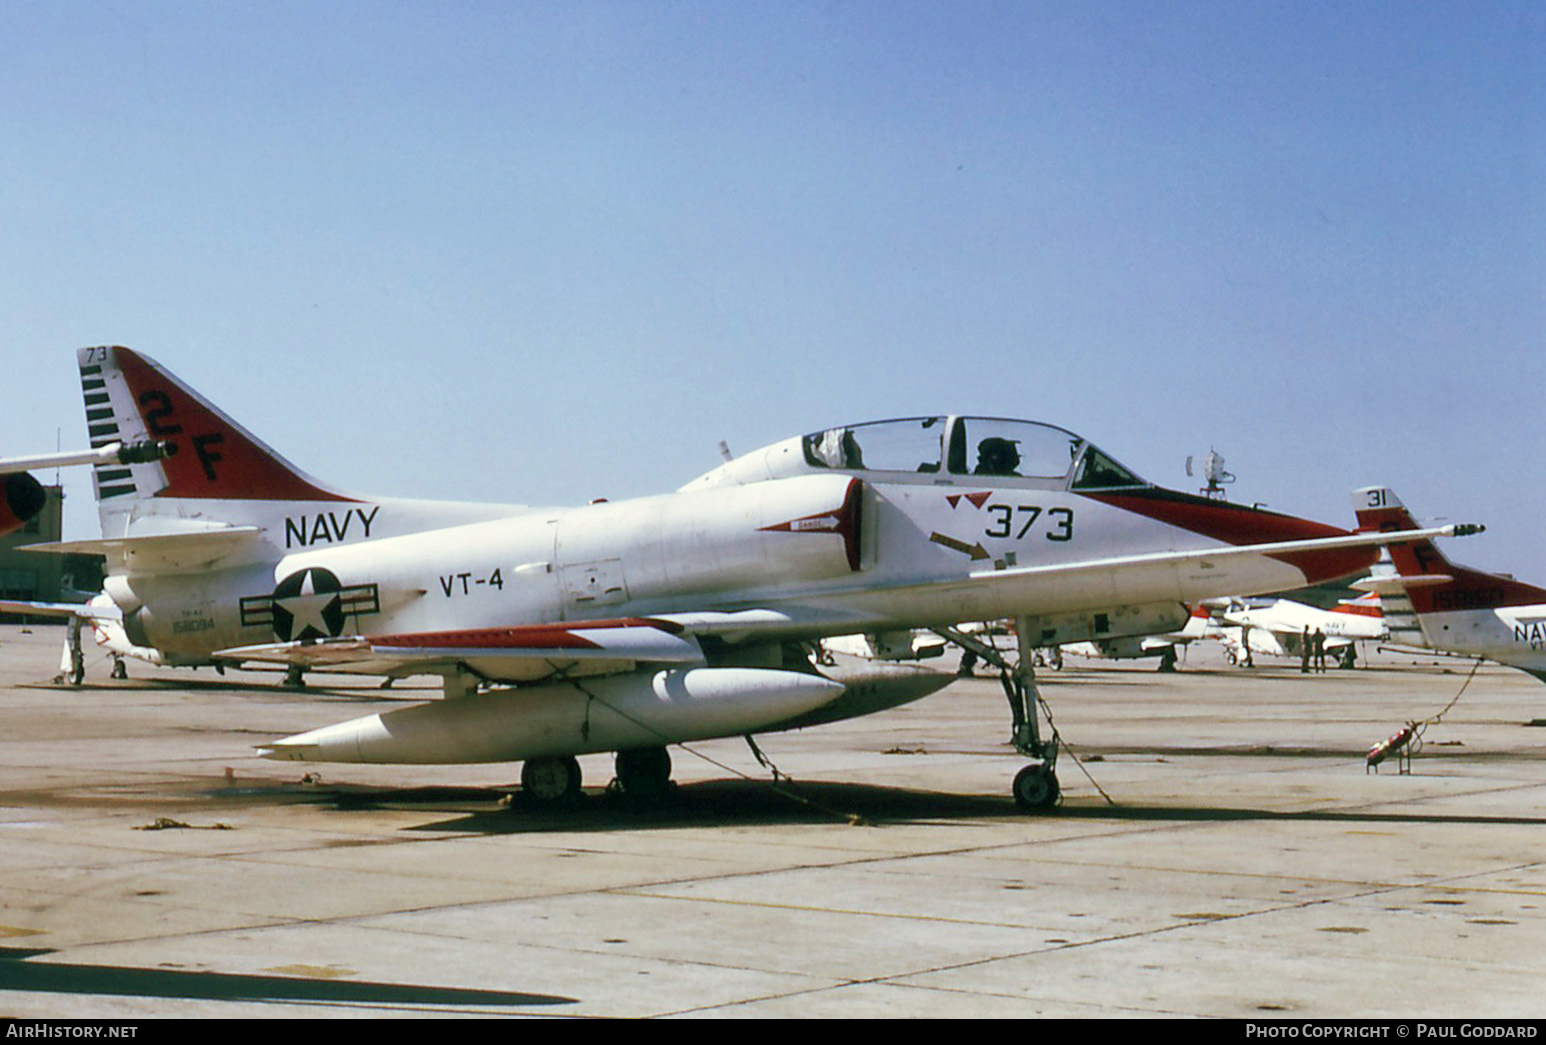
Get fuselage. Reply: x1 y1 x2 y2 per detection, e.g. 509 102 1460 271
1409 602 1546 676
110 416 1371 662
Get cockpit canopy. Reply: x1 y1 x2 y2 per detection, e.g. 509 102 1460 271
680 415 1149 492
801 416 1145 489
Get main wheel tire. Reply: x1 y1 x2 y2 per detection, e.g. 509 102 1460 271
521 755 583 805
614 747 674 802
1012 764 1061 811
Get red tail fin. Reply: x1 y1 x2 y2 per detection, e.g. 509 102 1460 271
80 346 353 504
1353 486 1546 613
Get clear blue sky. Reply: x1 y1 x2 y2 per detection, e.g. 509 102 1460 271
5 1 1542 575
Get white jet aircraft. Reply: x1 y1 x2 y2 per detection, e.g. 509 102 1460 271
1354 486 1541 682
1 440 172 679
1057 604 1221 670
0 591 205 684
21 348 1478 809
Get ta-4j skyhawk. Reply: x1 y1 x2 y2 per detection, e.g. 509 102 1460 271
26 347 1475 809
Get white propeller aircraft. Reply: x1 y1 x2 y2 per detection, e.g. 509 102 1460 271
19 348 1478 809
1354 486 1540 682
1217 593 1388 668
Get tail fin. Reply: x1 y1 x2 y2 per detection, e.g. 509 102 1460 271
1332 591 1383 620
1352 486 1546 613
80 346 351 504
77 347 530 550
79 346 357 535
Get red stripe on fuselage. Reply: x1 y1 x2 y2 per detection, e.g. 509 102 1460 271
1083 488 1374 584
1390 540 1546 614
368 618 684 650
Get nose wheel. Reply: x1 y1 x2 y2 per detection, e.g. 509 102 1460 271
1013 763 1060 810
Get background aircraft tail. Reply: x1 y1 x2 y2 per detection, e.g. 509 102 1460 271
1332 591 1384 619
1353 486 1546 614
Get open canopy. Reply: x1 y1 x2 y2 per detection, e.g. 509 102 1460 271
801 416 1146 490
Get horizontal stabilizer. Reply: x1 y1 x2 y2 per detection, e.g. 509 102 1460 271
23 526 262 573
1350 573 1453 595
0 598 122 621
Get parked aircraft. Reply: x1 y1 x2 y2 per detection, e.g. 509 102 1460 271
1058 604 1221 670
1 440 172 677
1218 593 1388 668
1354 486 1541 682
0 590 224 683
23 348 1475 809
3 444 150 537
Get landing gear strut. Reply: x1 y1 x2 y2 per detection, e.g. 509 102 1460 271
937 619 1061 811
520 755 583 806
55 617 85 686
1006 617 1059 810
612 746 674 803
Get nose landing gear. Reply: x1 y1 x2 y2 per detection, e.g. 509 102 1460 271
938 618 1062 811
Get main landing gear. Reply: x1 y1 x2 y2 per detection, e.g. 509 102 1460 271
612 746 674 802
518 746 677 809
520 755 583 806
54 616 86 686
939 617 1061 811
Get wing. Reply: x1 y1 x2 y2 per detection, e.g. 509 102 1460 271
218 617 705 682
708 522 1473 640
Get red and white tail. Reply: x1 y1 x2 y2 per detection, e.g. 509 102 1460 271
1352 486 1546 614
79 346 350 514
1332 591 1383 620
77 346 527 549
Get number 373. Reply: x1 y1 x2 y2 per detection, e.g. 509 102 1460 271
984 504 1073 542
